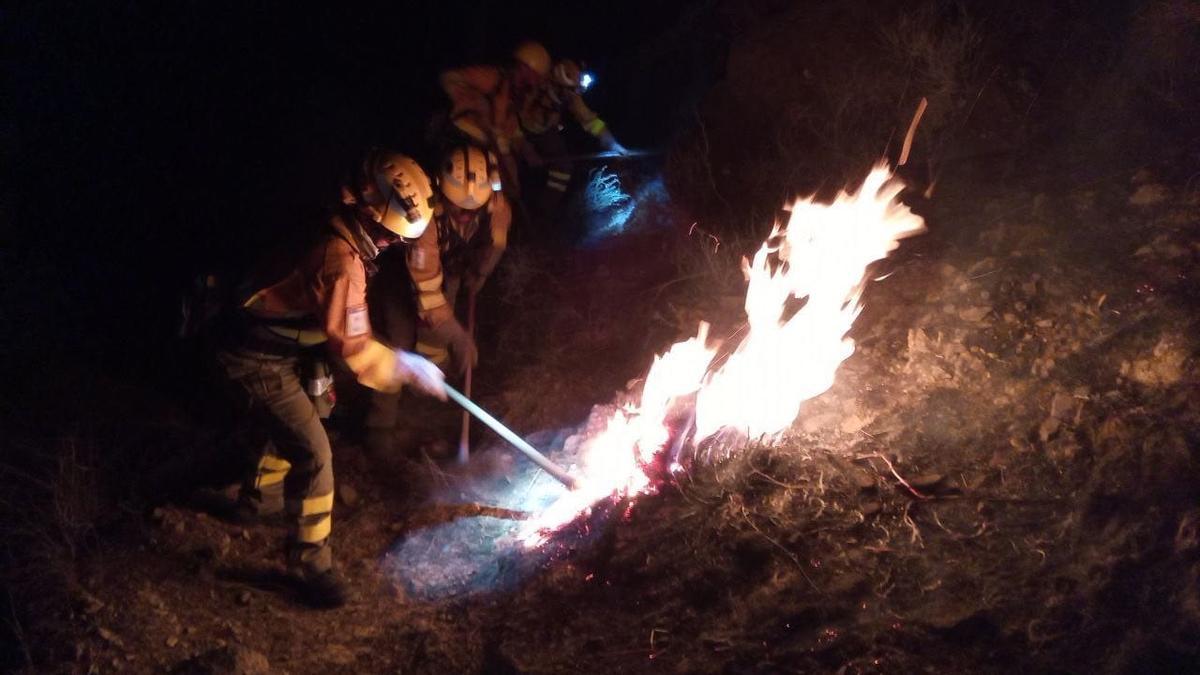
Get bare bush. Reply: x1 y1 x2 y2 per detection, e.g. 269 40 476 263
666 0 988 232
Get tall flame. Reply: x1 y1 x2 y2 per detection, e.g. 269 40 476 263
519 163 926 546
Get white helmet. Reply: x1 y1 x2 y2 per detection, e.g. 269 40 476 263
369 152 435 239
438 146 501 210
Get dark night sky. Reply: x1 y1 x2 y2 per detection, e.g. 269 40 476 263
6 1 717 374
7 0 1188 380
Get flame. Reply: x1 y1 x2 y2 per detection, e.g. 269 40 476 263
519 163 926 546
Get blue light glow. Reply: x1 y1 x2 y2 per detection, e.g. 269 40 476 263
580 72 595 92
584 170 667 241
380 432 585 600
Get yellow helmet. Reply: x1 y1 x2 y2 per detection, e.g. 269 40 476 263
439 146 500 210
369 152 435 239
513 40 551 77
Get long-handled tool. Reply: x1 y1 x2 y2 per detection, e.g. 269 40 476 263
456 293 477 465
555 148 661 164
444 384 579 490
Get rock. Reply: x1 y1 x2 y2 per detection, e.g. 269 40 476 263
325 644 357 666
96 626 125 648
850 470 876 491
958 306 991 322
167 636 179 648
78 589 106 615
1176 510 1200 553
1038 417 1061 442
1122 336 1188 387
860 501 882 516
909 474 944 490
1050 392 1076 420
339 483 360 508
1129 183 1168 206
237 591 252 606
799 412 839 433
174 645 271 675
839 414 868 434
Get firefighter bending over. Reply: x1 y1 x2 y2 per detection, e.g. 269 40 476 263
437 40 554 198
216 150 445 608
366 145 511 457
520 57 628 224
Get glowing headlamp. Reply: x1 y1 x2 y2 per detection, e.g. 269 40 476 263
579 72 595 92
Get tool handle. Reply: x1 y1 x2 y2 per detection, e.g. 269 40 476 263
457 294 477 464
444 384 578 489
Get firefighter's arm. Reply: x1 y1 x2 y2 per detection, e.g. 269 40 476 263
316 247 401 392
318 246 445 398
568 92 607 137
406 223 454 327
471 193 512 289
407 221 478 374
568 92 626 153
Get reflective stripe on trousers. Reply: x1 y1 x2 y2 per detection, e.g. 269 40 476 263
218 348 336 574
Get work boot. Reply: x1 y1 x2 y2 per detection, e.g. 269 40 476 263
190 486 285 526
291 568 348 609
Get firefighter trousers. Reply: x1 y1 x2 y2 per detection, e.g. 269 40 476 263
217 347 335 575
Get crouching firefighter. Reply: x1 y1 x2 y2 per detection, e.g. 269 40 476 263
216 150 446 608
365 145 510 456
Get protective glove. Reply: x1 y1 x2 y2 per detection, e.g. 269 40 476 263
430 318 478 377
394 351 447 400
599 130 629 156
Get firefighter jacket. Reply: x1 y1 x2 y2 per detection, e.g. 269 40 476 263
407 193 512 326
440 65 527 155
519 83 608 138
238 211 406 393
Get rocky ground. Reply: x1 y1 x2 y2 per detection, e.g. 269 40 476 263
11 157 1200 673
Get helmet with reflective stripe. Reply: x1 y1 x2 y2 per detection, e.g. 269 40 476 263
438 146 500 210
552 59 582 89
370 152 435 239
513 40 551 77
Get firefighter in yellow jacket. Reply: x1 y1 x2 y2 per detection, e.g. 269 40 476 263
366 145 510 455
438 40 553 197
217 150 445 608
521 58 628 224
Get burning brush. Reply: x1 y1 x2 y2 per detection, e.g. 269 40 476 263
449 163 925 548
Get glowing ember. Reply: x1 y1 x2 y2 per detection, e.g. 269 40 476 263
519 163 926 546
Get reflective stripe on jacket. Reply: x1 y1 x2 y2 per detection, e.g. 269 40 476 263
406 194 512 325
239 213 404 392
520 84 607 137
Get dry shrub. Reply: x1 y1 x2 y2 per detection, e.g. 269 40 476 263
666 0 987 237
1 436 105 669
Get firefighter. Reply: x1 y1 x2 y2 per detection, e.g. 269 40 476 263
521 58 628 223
217 150 446 608
437 40 554 198
365 145 510 457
